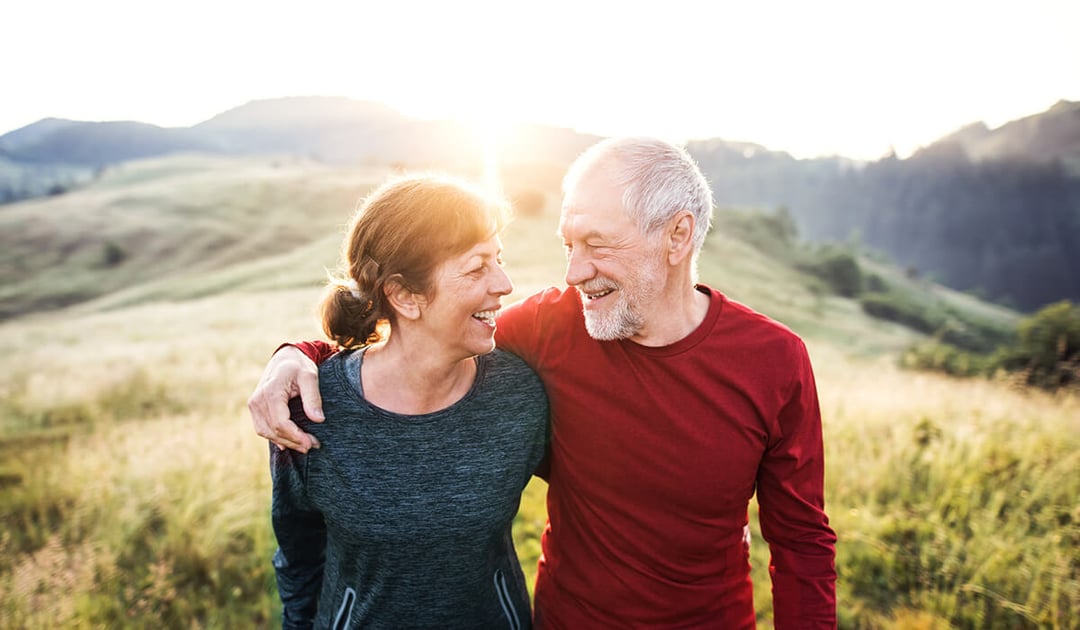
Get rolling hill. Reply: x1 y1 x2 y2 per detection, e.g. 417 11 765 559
0 151 1018 354
0 153 390 319
2 96 1078 311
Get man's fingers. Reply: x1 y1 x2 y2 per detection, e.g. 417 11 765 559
247 345 323 452
296 369 325 422
269 410 317 451
267 417 315 453
248 386 317 451
271 434 310 453
247 392 276 440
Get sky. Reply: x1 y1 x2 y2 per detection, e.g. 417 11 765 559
2 0 1078 160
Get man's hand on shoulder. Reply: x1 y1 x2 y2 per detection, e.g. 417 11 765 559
248 345 323 452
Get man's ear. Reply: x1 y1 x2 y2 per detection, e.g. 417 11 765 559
384 277 423 321
666 211 696 266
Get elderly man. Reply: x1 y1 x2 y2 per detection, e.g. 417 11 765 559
249 137 837 628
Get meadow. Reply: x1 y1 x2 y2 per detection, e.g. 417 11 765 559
0 155 1077 628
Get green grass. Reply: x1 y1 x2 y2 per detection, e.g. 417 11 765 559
1 153 1077 628
0 289 321 627
0 154 390 320
806 343 1079 628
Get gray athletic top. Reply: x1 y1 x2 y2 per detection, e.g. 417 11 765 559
271 348 549 630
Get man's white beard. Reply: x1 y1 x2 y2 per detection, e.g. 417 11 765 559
583 290 644 340
580 258 662 341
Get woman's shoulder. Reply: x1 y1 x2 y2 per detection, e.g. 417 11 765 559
476 351 548 430
316 348 363 395
484 348 536 375
479 349 545 395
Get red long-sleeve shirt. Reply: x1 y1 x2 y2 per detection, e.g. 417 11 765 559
297 284 837 628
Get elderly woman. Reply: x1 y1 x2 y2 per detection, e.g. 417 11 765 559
270 175 548 629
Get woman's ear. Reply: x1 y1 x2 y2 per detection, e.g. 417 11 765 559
384 277 423 321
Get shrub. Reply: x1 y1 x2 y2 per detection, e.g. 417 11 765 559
864 273 888 293
860 292 937 334
901 342 988 377
988 300 1080 389
900 301 1080 392
713 207 799 261
802 247 863 297
102 241 128 267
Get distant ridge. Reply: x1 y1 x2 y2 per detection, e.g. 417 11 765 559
3 96 1076 174
0 117 82 152
1 120 218 166
195 96 406 129
2 96 1078 311
0 95 768 175
920 99 1080 169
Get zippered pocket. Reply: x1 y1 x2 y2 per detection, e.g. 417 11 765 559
493 569 522 630
332 586 356 630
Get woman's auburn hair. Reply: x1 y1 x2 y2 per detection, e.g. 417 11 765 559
320 174 509 349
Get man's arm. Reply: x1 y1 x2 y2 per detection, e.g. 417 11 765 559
757 340 837 628
248 341 337 452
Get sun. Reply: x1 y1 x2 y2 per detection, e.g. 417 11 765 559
460 106 517 196
379 80 523 194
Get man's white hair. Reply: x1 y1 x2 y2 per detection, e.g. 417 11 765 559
563 136 714 278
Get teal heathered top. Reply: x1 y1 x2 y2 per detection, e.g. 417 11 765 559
271 348 549 630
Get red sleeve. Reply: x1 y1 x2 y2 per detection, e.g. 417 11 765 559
494 292 542 367
495 292 551 482
756 341 837 628
278 340 338 365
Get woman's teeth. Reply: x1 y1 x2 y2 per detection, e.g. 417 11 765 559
472 310 497 325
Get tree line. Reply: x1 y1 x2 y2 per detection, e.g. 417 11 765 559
691 141 1080 312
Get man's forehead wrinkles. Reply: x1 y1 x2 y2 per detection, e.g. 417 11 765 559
559 221 606 243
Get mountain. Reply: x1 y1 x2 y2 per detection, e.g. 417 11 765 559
682 101 1080 311
918 99 1080 172
197 96 404 130
192 96 468 165
2 120 218 166
0 117 82 152
1 96 1077 311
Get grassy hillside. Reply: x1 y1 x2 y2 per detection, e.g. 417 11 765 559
0 154 392 319
1 154 1076 628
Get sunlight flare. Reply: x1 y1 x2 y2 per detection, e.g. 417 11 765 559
463 106 515 196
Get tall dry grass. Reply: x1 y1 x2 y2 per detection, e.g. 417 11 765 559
798 343 1077 628
3 291 1076 628
0 289 320 627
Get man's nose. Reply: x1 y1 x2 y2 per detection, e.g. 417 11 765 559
564 247 595 286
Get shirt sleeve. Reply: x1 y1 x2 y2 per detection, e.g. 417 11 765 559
755 340 837 628
493 297 552 482
280 340 338 365
494 290 549 367
270 398 328 629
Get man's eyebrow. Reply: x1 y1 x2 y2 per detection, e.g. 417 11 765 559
556 228 608 243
